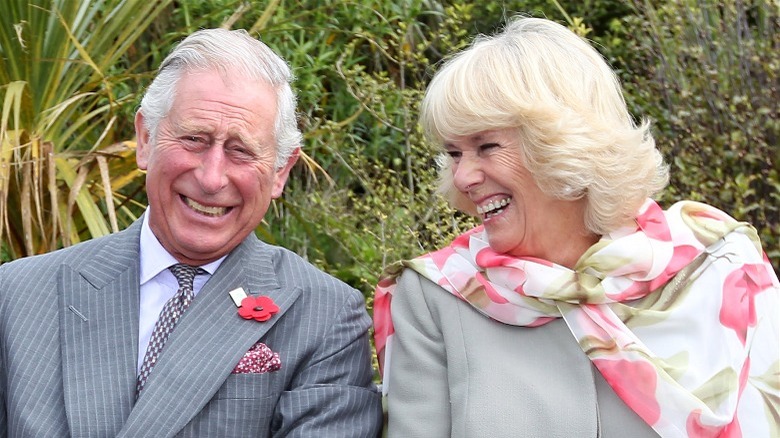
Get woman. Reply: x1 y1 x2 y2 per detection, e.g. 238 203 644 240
373 16 779 437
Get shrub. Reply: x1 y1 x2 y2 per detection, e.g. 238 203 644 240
604 0 778 273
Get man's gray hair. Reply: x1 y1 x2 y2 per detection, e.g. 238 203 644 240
138 28 302 168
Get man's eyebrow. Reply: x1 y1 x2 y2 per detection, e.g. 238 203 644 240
228 130 262 148
168 120 265 150
172 120 209 134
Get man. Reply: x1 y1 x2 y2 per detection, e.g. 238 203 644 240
0 29 382 437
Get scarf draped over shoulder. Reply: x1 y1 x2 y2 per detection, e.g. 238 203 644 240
373 199 779 437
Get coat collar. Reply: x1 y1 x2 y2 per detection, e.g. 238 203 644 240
60 219 143 436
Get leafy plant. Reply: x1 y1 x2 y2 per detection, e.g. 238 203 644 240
4 0 774 284
610 0 779 273
0 0 173 260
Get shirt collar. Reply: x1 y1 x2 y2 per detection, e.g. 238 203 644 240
139 207 225 284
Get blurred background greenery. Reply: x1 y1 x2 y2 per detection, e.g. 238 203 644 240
2 0 778 307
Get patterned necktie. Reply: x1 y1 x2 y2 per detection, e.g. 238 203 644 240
136 264 205 396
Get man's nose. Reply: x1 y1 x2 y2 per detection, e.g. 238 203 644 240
197 146 229 194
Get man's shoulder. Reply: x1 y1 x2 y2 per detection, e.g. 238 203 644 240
1 226 136 273
255 240 362 297
266 242 346 280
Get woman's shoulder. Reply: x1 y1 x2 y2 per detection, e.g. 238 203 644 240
395 267 437 294
391 267 462 324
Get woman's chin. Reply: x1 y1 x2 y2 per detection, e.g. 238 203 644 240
484 231 517 255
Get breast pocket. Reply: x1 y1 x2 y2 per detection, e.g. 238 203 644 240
213 372 285 400
178 373 285 437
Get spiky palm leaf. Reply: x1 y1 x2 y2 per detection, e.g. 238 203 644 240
0 0 172 260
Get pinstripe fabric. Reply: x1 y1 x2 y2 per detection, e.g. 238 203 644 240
0 217 382 437
0 220 141 438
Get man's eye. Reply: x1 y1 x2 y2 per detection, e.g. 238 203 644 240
185 136 204 143
228 146 256 159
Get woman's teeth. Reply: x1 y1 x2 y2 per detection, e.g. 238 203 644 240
184 197 228 217
476 198 511 217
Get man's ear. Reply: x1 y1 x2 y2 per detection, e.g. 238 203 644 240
135 111 151 170
271 147 300 199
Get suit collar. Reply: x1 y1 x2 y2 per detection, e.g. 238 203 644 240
60 219 143 436
138 210 227 282
77 218 144 289
118 232 303 437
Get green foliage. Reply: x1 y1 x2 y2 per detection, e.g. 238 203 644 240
604 0 779 272
248 1 482 293
0 0 173 260
3 0 776 288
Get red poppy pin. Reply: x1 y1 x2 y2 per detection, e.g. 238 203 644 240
238 295 279 322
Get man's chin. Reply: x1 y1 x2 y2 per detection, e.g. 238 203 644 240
173 240 240 265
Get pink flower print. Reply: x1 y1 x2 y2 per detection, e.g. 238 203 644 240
610 244 701 301
737 356 750 397
645 244 701 291
593 358 661 426
685 356 749 437
476 272 509 304
720 264 772 344
686 202 733 224
372 285 394 358
474 246 507 268
686 410 741 438
452 226 480 249
429 246 456 270
575 304 628 345
527 316 556 327
636 200 671 241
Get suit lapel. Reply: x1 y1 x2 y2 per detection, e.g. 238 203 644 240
118 234 302 437
60 222 142 437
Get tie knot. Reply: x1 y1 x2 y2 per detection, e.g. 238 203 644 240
168 264 205 289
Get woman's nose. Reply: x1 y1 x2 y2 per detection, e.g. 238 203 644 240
453 155 483 192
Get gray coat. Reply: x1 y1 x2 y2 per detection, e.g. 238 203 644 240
0 218 382 437
385 269 659 437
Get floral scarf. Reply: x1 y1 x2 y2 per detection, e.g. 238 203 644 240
373 199 779 437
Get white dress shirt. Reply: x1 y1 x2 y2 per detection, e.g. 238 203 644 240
137 208 225 373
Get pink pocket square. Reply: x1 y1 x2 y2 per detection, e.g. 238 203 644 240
232 342 281 374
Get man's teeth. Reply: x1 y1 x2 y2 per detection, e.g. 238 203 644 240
185 197 227 217
476 198 511 215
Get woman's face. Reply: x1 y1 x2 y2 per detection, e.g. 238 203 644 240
444 128 586 260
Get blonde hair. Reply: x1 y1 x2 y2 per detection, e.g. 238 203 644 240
420 16 669 234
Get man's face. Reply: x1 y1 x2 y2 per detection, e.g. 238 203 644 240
135 70 298 265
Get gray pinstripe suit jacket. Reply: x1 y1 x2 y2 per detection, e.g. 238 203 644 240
0 218 382 437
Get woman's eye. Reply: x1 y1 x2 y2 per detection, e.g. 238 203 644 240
480 143 500 152
445 150 462 160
